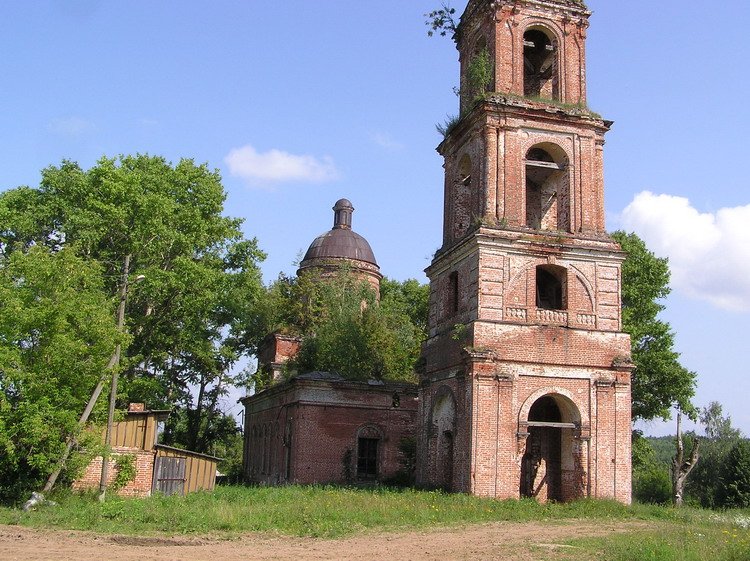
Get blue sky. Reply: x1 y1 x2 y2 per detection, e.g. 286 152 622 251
2 0 748 436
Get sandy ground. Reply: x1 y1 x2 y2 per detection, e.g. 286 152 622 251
0 520 647 561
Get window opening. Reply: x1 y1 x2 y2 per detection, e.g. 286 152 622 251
536 266 566 310
448 271 459 315
523 29 558 99
357 438 378 480
525 147 567 231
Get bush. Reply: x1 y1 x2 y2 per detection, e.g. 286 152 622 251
634 464 672 505
110 454 136 492
632 432 672 505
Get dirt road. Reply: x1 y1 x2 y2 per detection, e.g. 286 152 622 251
0 520 646 561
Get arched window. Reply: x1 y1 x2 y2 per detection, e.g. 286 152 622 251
525 144 569 231
523 28 559 100
536 265 567 310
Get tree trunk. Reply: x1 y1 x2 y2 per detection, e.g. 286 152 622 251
672 412 700 506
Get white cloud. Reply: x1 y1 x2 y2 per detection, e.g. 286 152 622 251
137 118 159 127
371 132 403 151
620 191 750 312
48 116 96 137
224 144 339 187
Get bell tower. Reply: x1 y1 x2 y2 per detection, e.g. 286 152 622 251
417 0 633 503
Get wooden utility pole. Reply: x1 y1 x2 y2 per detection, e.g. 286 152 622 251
98 254 131 501
42 351 119 493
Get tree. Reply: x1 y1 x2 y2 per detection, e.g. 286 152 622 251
291 273 424 383
424 3 457 41
612 231 696 422
254 270 428 386
379 277 430 338
717 439 750 508
687 402 743 508
0 155 266 462
700 401 742 441
631 431 672 504
0 247 120 502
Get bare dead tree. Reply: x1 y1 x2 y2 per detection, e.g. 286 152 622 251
672 412 700 506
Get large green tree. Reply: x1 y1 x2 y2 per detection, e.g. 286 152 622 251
717 439 750 508
0 247 120 502
0 155 266 458
612 231 696 421
254 271 427 387
686 402 743 508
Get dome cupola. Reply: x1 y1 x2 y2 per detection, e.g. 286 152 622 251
298 199 382 296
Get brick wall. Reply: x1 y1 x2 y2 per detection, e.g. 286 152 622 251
420 0 632 503
458 0 590 110
72 447 155 497
243 376 418 486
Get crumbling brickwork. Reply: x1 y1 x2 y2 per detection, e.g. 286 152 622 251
242 374 418 486
72 449 155 497
418 0 633 504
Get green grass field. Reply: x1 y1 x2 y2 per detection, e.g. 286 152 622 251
1 485 749 560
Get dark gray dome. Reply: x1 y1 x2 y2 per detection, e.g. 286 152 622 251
302 228 378 265
301 199 378 266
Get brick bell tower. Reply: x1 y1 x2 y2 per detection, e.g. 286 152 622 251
416 0 633 503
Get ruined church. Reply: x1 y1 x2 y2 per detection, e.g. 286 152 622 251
242 0 633 503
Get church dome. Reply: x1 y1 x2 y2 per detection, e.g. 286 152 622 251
301 199 379 266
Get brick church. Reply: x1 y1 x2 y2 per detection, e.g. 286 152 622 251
243 0 633 503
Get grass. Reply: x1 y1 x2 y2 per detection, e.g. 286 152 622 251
569 525 750 561
1 485 749 559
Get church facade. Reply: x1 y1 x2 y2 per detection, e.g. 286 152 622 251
242 0 632 503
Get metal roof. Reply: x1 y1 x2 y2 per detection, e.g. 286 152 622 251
301 199 379 266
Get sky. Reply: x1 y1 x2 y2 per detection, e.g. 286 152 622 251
1 0 748 437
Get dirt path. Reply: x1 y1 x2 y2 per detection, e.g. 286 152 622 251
0 520 648 561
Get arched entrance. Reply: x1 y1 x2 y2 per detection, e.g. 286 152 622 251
520 394 583 502
430 388 456 491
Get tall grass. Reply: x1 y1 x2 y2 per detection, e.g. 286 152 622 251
1 485 748 560
1 486 621 537
570 526 750 561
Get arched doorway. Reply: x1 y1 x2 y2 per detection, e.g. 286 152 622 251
520 394 583 502
430 388 456 491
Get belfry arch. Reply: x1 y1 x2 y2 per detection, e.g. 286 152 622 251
523 27 559 100
525 143 570 232
451 153 474 240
